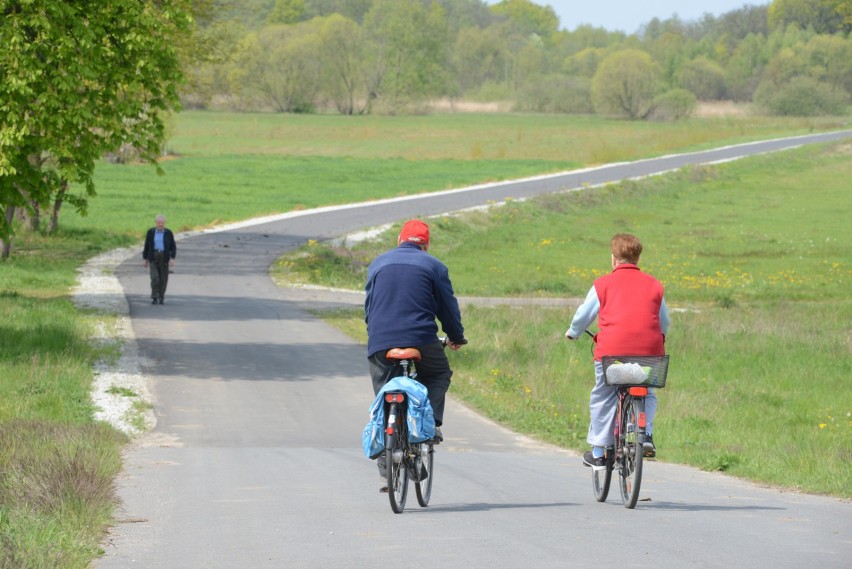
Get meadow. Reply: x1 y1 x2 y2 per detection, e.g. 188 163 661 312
1 110 849 566
275 140 852 496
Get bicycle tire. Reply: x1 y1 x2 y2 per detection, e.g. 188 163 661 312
618 397 644 509
592 448 613 502
414 443 434 507
386 403 408 513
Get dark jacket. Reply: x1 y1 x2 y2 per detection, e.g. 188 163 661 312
142 227 177 262
365 242 464 357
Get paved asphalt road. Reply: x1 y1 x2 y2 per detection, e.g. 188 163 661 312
97 132 851 568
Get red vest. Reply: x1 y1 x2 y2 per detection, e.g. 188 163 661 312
593 264 665 360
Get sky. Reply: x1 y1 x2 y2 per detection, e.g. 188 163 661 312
487 1 769 34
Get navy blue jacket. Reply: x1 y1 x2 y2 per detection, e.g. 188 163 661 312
365 243 464 357
142 227 177 262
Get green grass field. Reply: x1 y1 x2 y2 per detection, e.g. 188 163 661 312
277 140 852 497
1 111 850 566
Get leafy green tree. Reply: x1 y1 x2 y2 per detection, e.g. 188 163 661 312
0 0 190 255
267 0 306 24
562 47 607 78
316 14 370 114
801 34 852 95
305 0 373 22
591 49 661 119
451 26 510 93
677 56 728 100
769 0 850 34
363 0 450 111
490 0 560 41
231 23 322 112
725 33 767 101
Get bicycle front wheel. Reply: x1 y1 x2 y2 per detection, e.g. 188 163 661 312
618 397 644 509
386 404 408 513
415 443 434 507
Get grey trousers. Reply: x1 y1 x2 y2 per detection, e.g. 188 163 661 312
587 360 657 448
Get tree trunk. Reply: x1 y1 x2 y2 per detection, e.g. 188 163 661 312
47 179 68 234
23 199 40 231
21 153 44 232
1 205 14 259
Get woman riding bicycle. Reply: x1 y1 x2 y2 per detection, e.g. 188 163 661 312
365 219 466 488
565 233 670 468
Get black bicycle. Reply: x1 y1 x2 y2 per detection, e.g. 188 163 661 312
585 332 669 508
382 337 466 513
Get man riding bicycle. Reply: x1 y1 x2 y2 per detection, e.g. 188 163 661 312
365 219 466 488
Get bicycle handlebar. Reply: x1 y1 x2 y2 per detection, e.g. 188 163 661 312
440 337 468 347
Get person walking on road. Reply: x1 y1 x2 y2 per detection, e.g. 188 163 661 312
565 233 669 468
365 219 466 487
142 214 176 305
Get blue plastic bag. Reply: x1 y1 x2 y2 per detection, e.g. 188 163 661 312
362 376 436 458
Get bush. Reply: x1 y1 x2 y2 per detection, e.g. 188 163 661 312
591 49 661 119
754 76 848 116
466 80 513 102
649 88 697 121
514 74 594 114
677 56 727 101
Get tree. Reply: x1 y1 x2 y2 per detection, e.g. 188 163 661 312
451 26 510 93
769 0 849 34
591 49 661 119
0 1 190 256
754 75 847 115
267 0 306 24
677 56 728 100
363 0 451 112
490 0 560 41
231 24 323 112
316 14 370 115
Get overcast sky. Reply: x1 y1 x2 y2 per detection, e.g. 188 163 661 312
486 1 769 34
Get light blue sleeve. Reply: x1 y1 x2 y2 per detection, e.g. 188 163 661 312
660 297 670 335
567 286 600 338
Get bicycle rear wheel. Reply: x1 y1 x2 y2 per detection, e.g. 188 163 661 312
618 397 644 509
592 449 613 502
386 403 408 513
415 443 434 507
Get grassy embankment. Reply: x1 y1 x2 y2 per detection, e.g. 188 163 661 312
0 110 848 566
274 137 852 498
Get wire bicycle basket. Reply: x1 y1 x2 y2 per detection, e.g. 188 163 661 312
601 355 670 388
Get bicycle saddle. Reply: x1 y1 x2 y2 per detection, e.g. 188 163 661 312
385 347 421 362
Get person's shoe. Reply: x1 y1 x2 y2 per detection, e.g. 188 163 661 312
379 478 389 493
643 435 656 458
152 298 158 304
583 450 606 471
426 426 443 444
159 297 164 304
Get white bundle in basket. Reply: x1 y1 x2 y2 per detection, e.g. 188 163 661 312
607 362 652 385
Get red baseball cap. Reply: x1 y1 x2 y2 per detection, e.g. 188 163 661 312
398 219 430 248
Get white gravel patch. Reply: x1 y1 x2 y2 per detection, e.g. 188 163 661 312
72 246 155 436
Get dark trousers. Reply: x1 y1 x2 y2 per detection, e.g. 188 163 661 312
149 252 169 300
369 340 453 426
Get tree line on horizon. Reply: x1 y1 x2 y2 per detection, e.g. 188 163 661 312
185 0 851 119
1 0 850 256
